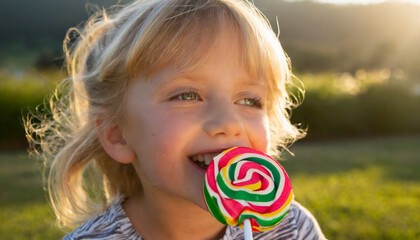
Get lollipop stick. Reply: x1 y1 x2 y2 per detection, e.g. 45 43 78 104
243 219 253 240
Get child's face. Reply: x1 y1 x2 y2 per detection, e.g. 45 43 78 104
123 31 270 209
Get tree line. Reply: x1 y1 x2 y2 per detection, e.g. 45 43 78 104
1 0 419 77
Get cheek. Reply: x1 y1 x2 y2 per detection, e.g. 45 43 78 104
147 112 193 148
126 108 193 161
245 115 270 153
125 110 190 181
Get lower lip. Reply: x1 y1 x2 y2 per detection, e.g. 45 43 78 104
189 158 207 173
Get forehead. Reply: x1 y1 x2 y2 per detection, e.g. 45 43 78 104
189 28 266 84
131 6 270 82
143 25 267 90
167 25 266 82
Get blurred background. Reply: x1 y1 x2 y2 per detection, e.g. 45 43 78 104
0 0 419 239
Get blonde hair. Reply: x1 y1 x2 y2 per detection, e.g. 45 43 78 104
25 0 305 228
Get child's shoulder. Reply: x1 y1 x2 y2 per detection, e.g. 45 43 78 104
63 197 140 240
254 200 326 240
225 200 326 240
63 199 325 240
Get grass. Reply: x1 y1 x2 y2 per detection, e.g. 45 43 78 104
1 136 419 239
0 152 65 239
282 135 420 239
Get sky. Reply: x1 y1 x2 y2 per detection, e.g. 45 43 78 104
290 0 420 5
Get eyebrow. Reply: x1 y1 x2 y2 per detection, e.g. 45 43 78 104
148 68 268 96
241 79 266 87
151 74 197 90
164 72 266 88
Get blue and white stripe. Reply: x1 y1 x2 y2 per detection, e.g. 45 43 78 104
64 198 326 240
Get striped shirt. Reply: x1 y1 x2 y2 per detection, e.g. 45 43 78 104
64 197 326 240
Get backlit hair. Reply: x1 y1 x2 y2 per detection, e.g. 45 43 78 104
25 0 305 228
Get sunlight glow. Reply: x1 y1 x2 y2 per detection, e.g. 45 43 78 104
289 0 420 5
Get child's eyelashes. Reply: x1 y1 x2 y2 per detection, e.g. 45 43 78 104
175 92 200 101
168 89 264 109
170 89 201 101
237 98 263 109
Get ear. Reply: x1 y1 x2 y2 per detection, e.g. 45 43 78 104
95 116 136 164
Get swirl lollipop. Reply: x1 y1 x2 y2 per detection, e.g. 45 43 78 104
203 147 293 238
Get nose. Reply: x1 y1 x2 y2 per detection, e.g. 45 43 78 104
203 101 244 137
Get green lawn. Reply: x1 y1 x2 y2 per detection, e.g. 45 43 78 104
1 136 419 239
0 152 65 239
282 136 420 239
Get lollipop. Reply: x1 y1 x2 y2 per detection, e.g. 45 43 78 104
203 147 293 234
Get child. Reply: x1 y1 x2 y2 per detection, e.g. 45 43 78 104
26 0 326 239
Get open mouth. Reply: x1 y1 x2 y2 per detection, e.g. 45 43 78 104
189 152 222 170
